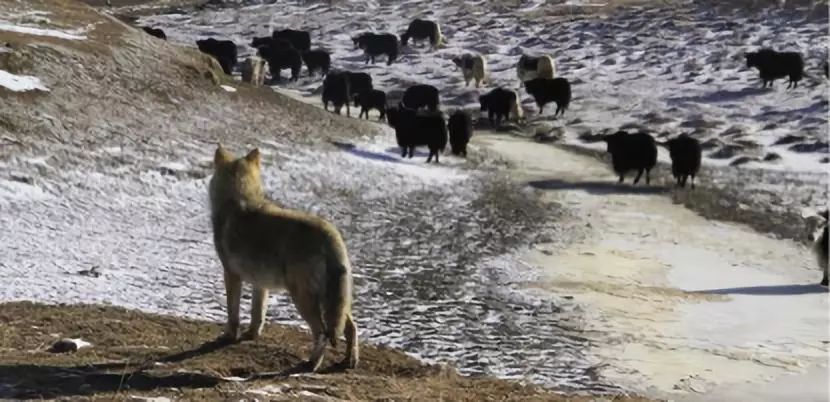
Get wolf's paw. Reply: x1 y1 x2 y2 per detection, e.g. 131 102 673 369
218 329 240 344
341 355 358 370
293 359 322 373
241 328 262 341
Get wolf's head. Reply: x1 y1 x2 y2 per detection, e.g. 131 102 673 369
209 145 265 211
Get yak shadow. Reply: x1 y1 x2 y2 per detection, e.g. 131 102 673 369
383 146 430 158
667 87 771 104
528 178 669 195
330 141 403 163
692 283 828 296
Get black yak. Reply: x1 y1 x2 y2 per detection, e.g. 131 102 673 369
402 84 440 111
387 104 448 163
602 131 658 185
353 33 399 65
322 71 351 116
142 27 167 40
302 49 331 76
523 77 571 117
661 134 702 189
745 49 804 89
354 89 387 121
272 29 311 52
196 38 237 75
257 45 302 82
479 87 523 127
448 110 473 157
400 19 445 49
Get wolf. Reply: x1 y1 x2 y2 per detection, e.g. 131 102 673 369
208 145 358 372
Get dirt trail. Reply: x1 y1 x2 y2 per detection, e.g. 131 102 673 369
474 133 829 401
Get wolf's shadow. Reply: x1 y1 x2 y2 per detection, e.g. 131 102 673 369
0 337 346 399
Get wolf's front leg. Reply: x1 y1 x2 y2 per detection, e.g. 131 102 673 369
243 287 269 340
307 331 327 373
220 270 242 342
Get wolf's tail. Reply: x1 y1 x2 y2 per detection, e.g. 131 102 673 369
323 248 352 347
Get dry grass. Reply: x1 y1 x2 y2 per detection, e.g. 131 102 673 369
0 0 383 165
0 302 657 401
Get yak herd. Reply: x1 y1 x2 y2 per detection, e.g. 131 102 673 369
139 16 827 286
139 18 825 188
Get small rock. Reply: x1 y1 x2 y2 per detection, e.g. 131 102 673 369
720 125 745 137
700 138 724 151
773 134 804 146
789 141 828 153
729 156 758 166
127 397 172 402
49 338 92 353
533 131 561 143
77 266 101 278
9 174 33 184
578 131 605 143
709 144 742 159
762 152 781 162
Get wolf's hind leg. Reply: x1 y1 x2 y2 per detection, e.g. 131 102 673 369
243 287 269 340
220 270 242 342
307 331 327 372
290 284 327 372
343 313 359 369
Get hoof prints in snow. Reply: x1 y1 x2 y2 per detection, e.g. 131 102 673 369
140 0 828 171
0 139 615 393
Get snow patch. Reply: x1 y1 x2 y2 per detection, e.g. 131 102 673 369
0 178 52 205
0 69 49 92
0 21 87 40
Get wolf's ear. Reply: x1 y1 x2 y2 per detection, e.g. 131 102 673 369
244 148 261 166
214 144 235 167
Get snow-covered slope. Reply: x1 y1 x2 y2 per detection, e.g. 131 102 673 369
140 0 828 172
0 133 619 392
